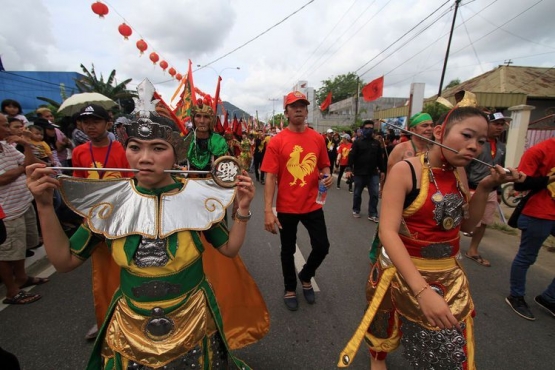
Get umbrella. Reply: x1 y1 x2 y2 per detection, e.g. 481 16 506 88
57 92 118 116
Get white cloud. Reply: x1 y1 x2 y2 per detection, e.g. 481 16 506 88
1 0 554 116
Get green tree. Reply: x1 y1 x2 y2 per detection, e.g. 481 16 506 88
445 79 461 90
75 64 136 113
422 102 451 123
316 72 361 112
268 113 286 127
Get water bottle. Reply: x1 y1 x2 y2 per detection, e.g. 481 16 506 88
316 175 329 205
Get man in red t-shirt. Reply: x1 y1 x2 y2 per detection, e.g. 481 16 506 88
506 137 555 320
262 91 332 311
72 104 133 179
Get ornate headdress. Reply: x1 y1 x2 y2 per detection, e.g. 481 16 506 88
190 95 216 130
124 79 187 163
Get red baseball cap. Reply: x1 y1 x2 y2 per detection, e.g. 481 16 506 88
284 91 310 107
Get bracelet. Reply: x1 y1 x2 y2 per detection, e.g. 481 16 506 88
414 285 429 299
234 210 252 222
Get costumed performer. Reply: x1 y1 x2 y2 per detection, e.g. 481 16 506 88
182 96 229 172
26 79 268 370
338 107 521 370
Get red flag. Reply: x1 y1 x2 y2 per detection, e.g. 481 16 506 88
320 91 332 111
233 115 242 138
215 115 224 134
361 76 384 102
213 76 222 113
223 112 229 132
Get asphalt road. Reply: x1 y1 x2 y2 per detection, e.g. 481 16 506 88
1 178 554 370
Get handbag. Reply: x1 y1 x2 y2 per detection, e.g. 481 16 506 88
507 191 535 228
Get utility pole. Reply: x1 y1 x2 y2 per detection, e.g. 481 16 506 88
354 76 360 125
268 98 280 127
437 0 462 97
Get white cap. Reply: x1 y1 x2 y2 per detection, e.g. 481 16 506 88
326 128 334 133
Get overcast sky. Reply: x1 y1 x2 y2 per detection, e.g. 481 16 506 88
1 0 554 119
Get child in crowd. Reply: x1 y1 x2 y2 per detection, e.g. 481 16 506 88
1 99 29 125
27 125 56 165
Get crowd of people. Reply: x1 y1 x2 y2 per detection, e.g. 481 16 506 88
1 86 554 369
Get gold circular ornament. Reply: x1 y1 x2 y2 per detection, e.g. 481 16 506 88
442 217 454 230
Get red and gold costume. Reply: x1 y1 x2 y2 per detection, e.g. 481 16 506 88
339 155 476 370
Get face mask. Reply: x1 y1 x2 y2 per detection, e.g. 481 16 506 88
362 128 374 138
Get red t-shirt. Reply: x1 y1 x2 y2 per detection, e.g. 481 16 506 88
72 140 133 179
520 138 555 220
337 143 352 166
261 128 330 214
0 205 5 220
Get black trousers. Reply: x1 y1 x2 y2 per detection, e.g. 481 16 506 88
277 209 330 292
253 153 265 182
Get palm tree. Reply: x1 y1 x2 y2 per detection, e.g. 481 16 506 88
75 64 136 113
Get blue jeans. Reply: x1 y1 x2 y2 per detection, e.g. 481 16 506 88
277 209 330 292
352 175 379 217
510 214 555 303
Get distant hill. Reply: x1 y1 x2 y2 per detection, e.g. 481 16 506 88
217 101 251 119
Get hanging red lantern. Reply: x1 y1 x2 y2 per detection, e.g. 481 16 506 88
91 2 109 18
118 23 132 40
149 52 159 65
136 39 148 55
175 73 183 81
159 60 168 71
168 67 176 77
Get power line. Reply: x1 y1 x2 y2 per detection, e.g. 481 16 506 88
200 0 316 69
459 8 484 74
304 0 392 82
281 0 362 91
356 0 451 77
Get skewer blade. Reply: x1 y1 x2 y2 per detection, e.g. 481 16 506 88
383 122 510 174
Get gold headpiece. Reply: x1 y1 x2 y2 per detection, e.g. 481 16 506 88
190 95 216 130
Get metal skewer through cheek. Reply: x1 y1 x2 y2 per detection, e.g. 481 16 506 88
51 156 242 188
384 122 511 174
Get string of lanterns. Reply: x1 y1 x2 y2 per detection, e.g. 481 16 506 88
90 1 183 81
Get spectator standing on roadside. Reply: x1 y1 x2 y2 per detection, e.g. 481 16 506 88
0 114 47 305
464 112 508 267
506 137 555 321
262 91 332 311
346 120 386 222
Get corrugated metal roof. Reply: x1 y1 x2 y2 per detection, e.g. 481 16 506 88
374 106 409 119
439 65 555 99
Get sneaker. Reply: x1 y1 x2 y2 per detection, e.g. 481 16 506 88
349 189 353 193
353 212 360 218
534 295 555 317
368 216 379 223
337 186 340 189
283 292 298 311
505 295 535 321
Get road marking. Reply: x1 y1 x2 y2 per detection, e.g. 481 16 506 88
294 244 320 292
